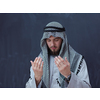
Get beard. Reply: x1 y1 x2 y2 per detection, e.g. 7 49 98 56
47 46 61 56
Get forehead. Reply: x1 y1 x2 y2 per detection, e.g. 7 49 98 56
47 36 62 40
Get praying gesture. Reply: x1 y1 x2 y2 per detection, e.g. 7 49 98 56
54 56 71 78
30 57 44 87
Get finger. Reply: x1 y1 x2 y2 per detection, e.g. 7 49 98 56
55 56 64 66
55 57 61 66
36 57 40 63
58 56 64 62
40 61 44 70
54 59 60 68
65 57 70 66
33 57 38 65
65 57 68 63
30 60 35 71
34 57 38 68
34 57 38 62
35 57 41 69
55 56 60 63
30 60 34 66
36 57 43 68
38 57 42 68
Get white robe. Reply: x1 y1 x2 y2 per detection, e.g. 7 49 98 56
26 55 91 88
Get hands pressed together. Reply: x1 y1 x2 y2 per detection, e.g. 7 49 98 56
30 56 71 87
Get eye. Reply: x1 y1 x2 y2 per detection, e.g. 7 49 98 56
55 39 59 41
47 39 51 42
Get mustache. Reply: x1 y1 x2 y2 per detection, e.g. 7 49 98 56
50 46 57 48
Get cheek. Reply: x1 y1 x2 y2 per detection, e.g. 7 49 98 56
56 41 62 48
47 42 51 48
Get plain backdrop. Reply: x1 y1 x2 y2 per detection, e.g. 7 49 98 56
0 13 100 88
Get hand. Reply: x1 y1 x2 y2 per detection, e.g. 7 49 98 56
30 57 44 87
54 56 71 78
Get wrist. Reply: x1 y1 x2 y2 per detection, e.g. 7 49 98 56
64 73 71 83
35 76 41 82
65 71 71 78
35 77 41 87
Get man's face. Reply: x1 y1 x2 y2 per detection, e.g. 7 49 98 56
46 36 62 55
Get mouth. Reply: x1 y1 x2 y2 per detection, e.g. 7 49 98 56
51 47 56 49
51 47 56 50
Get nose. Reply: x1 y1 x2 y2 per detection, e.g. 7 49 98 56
51 41 54 47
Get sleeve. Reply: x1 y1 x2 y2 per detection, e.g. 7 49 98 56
67 59 91 88
25 67 42 88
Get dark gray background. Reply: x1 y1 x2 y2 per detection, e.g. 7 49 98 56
0 13 100 88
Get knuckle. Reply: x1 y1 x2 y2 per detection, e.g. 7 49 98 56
63 66 66 69
39 69 42 73
67 63 70 66
38 62 41 66
34 62 36 64
32 65 34 68
57 62 59 65
61 59 63 62
60 68 63 72
59 61 61 64
32 67 35 71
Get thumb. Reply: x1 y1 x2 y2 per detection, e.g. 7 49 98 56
30 60 33 66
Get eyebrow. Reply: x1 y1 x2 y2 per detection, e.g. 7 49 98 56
46 37 61 40
54 37 60 39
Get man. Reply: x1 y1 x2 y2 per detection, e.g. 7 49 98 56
26 21 91 88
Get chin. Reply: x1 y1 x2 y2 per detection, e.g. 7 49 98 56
50 50 59 56
48 47 60 56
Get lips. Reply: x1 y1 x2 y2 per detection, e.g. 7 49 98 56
52 47 56 49
51 47 56 50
